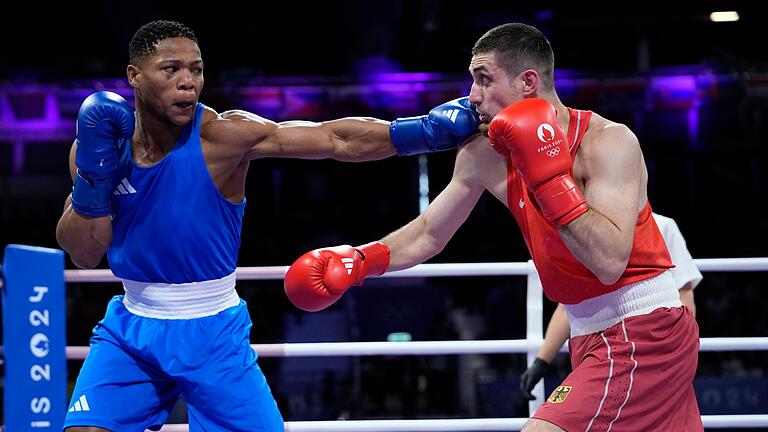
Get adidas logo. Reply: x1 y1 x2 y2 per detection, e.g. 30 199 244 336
113 178 137 195
442 109 460 123
341 258 355 275
68 394 90 412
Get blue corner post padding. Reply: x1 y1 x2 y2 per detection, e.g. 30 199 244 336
2 244 66 431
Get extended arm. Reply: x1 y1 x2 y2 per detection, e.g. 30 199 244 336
381 148 487 270
236 112 397 161
283 136 493 311
212 97 478 162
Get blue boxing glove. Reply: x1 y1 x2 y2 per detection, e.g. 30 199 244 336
389 97 480 156
71 91 134 217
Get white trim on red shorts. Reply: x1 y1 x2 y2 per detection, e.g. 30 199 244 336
585 333 614 431
607 321 638 431
565 271 681 336
584 320 640 432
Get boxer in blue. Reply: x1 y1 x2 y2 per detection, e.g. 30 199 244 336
56 20 479 432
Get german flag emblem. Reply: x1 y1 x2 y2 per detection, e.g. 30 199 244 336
547 385 572 404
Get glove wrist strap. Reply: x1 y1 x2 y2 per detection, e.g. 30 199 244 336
354 241 391 284
534 174 588 226
71 170 111 217
389 116 429 156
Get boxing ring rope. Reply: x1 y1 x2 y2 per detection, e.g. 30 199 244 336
64 336 768 361
61 257 768 282
3 253 768 431
154 415 768 432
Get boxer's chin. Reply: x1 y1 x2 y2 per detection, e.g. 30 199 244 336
479 123 490 137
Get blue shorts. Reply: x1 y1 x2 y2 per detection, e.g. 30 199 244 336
64 296 284 431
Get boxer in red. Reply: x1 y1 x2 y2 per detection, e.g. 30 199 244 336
285 23 702 431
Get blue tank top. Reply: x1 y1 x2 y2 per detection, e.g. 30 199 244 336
107 103 246 283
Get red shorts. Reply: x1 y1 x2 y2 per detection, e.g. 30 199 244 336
533 306 702 431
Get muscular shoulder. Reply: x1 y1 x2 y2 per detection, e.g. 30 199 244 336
455 134 507 193
200 108 276 151
579 112 640 162
200 105 220 125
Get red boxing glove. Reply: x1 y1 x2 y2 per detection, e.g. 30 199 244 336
488 98 588 226
284 242 390 312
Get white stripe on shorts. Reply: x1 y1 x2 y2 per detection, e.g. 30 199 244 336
607 321 638 431
585 333 614 432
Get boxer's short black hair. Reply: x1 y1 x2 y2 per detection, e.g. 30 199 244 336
129 20 198 65
472 23 555 90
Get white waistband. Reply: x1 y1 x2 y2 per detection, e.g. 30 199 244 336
121 272 240 319
564 271 682 336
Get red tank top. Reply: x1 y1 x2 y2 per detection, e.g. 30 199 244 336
506 108 673 304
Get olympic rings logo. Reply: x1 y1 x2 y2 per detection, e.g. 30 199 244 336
546 147 561 158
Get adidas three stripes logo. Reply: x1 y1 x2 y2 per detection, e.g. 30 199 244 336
68 394 90 412
441 109 460 123
113 178 137 195
341 258 355 275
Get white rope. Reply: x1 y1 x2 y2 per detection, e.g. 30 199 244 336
695 257 768 272
65 337 768 360
63 262 533 282
284 418 528 431
156 418 526 432
64 257 768 282
65 268 117 282
381 262 530 278
699 337 768 351
154 415 768 431
702 414 768 427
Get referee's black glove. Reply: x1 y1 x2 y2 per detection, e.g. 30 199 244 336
520 357 551 400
